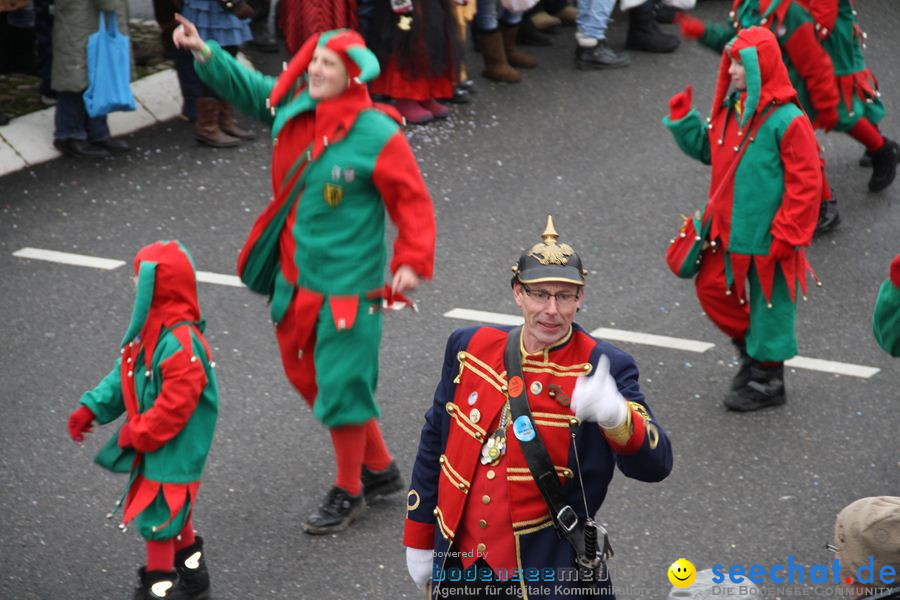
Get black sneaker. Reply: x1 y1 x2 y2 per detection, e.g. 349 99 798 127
134 567 178 600
172 536 211 600
868 138 898 192
362 461 405 503
303 486 366 535
725 363 786 412
730 339 752 392
575 41 631 70
92 137 131 154
54 138 109 159
814 199 841 235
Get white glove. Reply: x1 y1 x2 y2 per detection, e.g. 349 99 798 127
571 355 628 429
406 547 434 590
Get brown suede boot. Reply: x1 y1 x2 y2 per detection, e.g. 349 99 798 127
475 29 521 83
218 100 255 140
501 25 538 69
194 98 239 148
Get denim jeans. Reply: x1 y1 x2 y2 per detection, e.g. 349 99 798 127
576 0 615 39
474 0 522 31
54 91 110 141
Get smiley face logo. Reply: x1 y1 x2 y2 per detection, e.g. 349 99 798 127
668 558 696 587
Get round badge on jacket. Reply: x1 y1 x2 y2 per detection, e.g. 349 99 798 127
513 415 536 442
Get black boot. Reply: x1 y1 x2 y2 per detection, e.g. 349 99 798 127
859 150 872 167
302 486 366 535
868 138 898 192
575 39 631 70
134 567 178 600
626 0 680 53
517 17 553 46
653 0 678 23
730 339 752 392
248 19 279 53
725 363 786 412
815 198 840 235
362 461 405 503
172 536 211 600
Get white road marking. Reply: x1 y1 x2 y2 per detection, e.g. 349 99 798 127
590 327 715 354
196 271 243 287
10 250 884 380
444 307 881 379
784 356 880 379
12 247 125 270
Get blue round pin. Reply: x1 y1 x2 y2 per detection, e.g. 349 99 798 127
513 415 536 442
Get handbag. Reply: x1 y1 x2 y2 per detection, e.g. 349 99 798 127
83 11 136 118
665 208 710 279
218 0 255 19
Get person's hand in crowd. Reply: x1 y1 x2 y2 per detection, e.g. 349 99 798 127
676 13 706 39
812 107 839 132
769 238 794 262
172 13 206 53
571 355 628 429
392 265 420 295
668 85 693 120
67 405 95 443
117 422 134 449
406 547 433 590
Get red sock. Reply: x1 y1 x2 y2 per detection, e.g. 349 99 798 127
363 419 393 472
174 518 196 551
848 118 885 152
759 361 783 368
330 424 366 496
146 539 176 572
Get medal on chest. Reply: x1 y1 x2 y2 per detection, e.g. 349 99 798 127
480 402 511 465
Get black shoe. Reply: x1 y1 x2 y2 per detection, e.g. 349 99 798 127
173 536 211 600
447 86 472 104
517 19 553 46
134 567 178 600
627 0 680 53
458 79 477 92
92 137 131 153
859 150 872 167
302 486 366 535
54 138 109 159
654 1 678 23
725 363 786 412
575 41 631 70
362 461 405 503
868 138 898 192
815 199 841 235
0 113 9 126
730 339 752 392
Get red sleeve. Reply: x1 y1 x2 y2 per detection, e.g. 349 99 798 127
771 118 822 247
372 131 436 280
603 407 646 456
403 518 436 549
128 335 207 453
783 22 839 116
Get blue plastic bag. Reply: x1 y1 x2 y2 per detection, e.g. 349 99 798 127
83 11 136 118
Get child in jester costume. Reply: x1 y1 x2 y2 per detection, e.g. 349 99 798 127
67 240 218 600
173 20 436 533
663 26 821 412
677 0 899 230
872 253 900 358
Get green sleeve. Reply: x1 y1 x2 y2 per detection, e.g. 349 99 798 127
80 360 126 424
194 41 277 125
872 280 900 358
662 108 711 165
700 21 737 54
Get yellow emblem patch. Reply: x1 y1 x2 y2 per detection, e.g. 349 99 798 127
323 183 344 208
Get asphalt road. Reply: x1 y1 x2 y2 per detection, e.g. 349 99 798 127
1 3 898 599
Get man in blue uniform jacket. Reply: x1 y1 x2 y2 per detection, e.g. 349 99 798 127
403 216 674 599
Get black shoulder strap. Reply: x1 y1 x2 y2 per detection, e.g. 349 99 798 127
503 327 583 552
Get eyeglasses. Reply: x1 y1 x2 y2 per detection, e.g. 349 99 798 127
825 543 839 554
521 285 580 306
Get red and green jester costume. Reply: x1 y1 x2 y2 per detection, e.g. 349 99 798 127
872 253 900 358
67 240 218 599
663 26 821 411
190 29 436 528
680 0 898 192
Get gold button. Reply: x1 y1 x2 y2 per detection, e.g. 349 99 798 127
477 543 486 554
479 519 487 529
486 470 496 480
458 483 466 491
475 432 483 440
439 456 446 464
433 508 439 516
482 495 490 505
